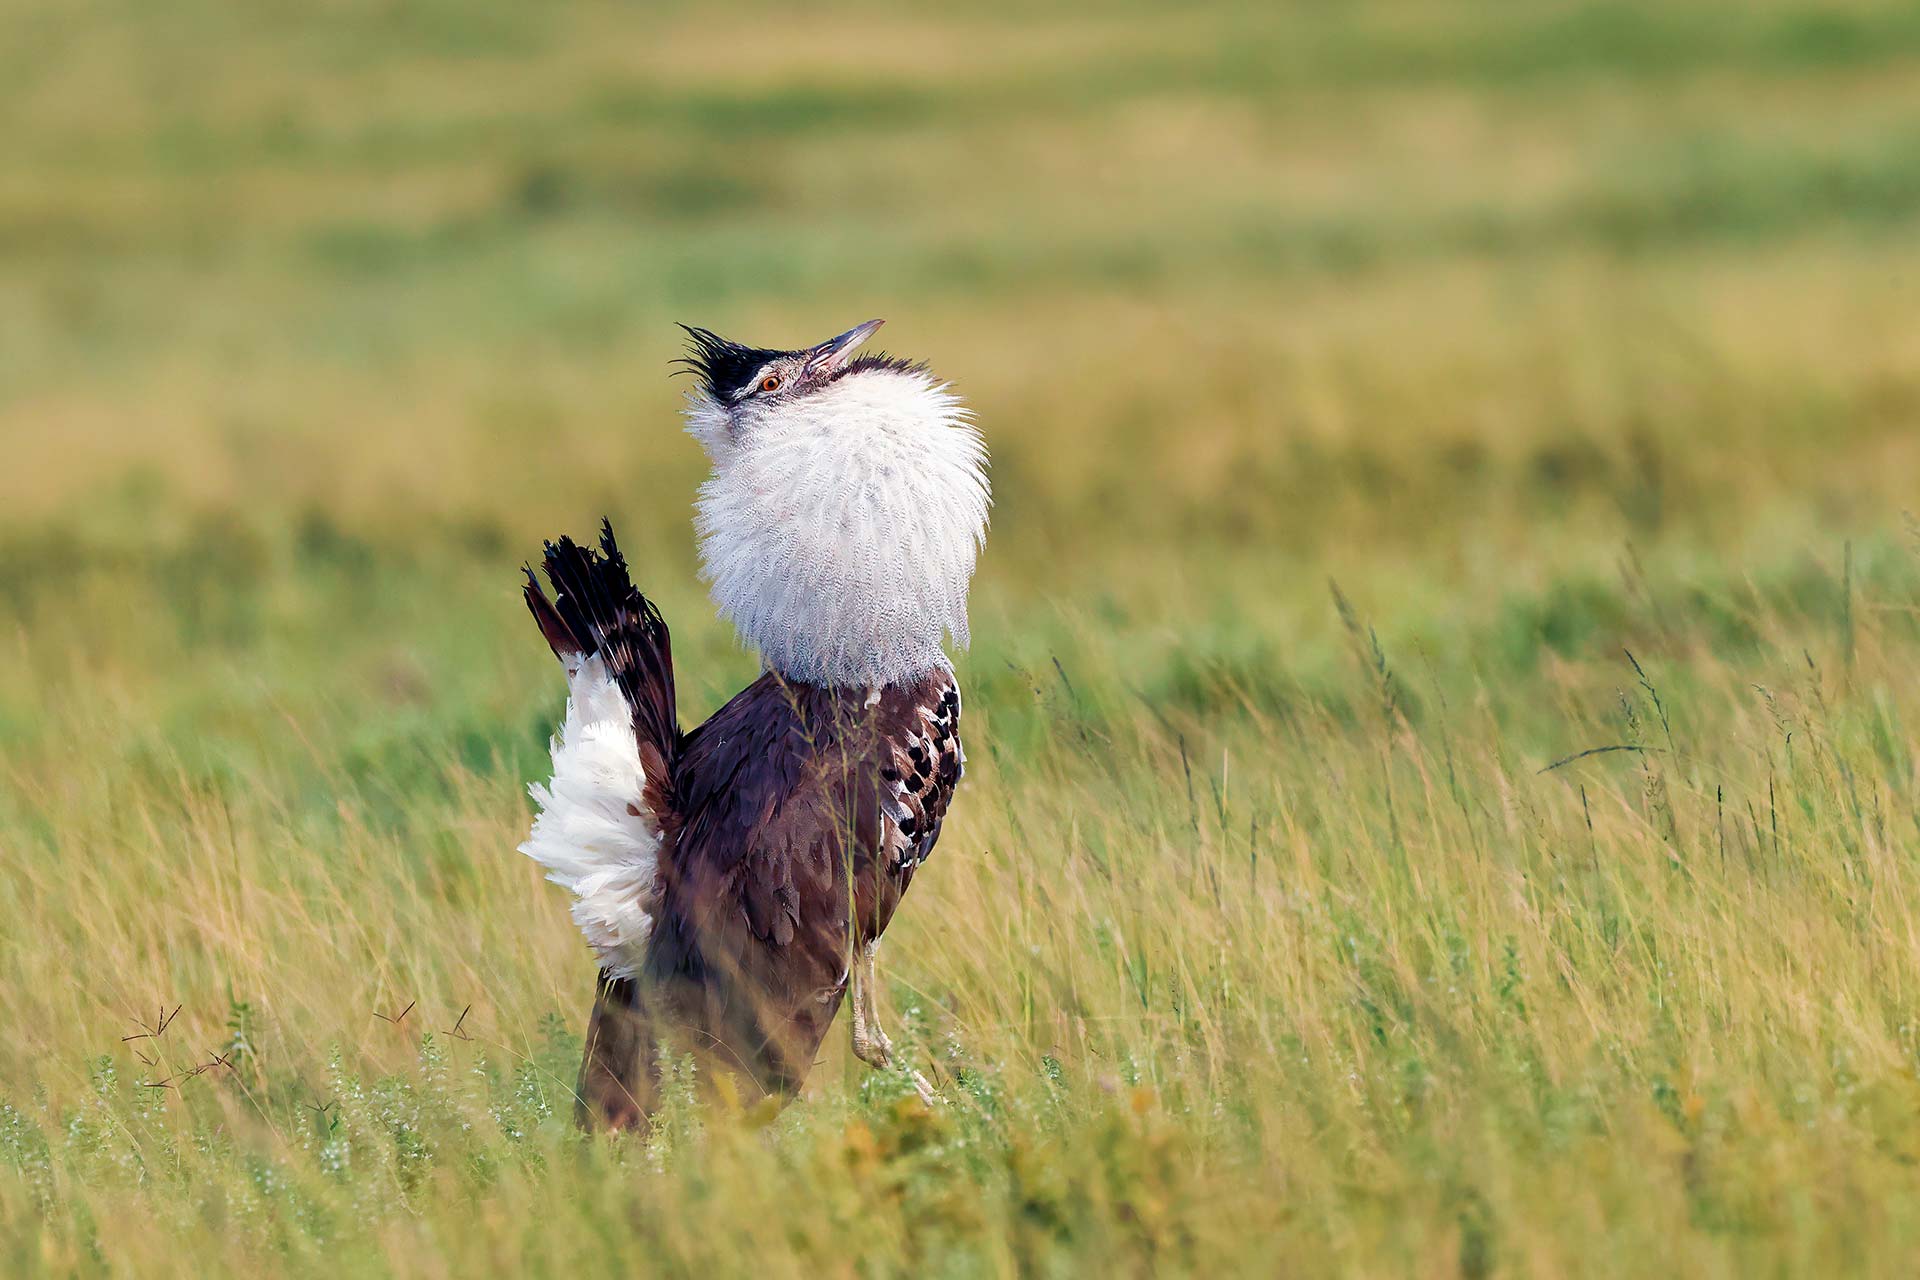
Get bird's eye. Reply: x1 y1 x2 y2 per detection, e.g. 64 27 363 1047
759 375 781 393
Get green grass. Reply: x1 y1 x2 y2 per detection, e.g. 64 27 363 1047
5 0 1920 1274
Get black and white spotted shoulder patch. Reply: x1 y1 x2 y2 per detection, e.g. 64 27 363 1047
880 678 964 875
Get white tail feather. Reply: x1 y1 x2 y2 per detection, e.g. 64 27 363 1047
519 653 662 978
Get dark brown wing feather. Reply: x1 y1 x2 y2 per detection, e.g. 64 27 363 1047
638 669 962 1100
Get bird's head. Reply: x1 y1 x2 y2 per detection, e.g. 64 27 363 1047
675 320 990 690
676 319 901 458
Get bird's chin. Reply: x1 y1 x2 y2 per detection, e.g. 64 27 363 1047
681 389 738 462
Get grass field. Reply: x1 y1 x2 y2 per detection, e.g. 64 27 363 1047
6 0 1920 1273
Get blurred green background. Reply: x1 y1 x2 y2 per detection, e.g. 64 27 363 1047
6 1 1920 1274
6 0 1917 754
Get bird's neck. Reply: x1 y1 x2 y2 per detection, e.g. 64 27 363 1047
691 371 989 690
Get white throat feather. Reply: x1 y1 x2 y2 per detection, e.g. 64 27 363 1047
687 366 989 689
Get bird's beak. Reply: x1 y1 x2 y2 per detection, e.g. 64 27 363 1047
804 319 884 376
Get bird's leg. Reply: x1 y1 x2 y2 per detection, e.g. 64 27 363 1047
849 940 936 1105
848 940 892 1067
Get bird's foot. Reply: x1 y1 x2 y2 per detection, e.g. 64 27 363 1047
851 1022 894 1070
855 1033 938 1105
852 1022 896 1069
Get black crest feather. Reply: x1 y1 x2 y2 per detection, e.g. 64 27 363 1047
675 326 781 401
